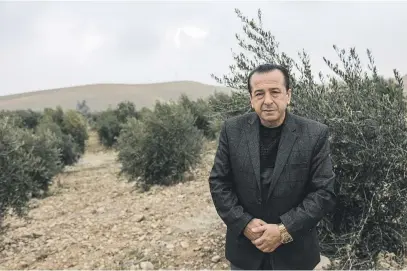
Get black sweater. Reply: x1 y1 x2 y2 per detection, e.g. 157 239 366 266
259 122 283 203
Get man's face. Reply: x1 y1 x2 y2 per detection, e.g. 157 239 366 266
249 70 291 127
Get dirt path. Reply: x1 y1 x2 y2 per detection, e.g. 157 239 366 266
0 138 230 270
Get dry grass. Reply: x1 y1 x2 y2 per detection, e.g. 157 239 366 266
0 81 232 112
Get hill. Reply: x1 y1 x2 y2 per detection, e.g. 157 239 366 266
0 81 233 112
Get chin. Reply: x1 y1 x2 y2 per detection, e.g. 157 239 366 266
261 112 279 120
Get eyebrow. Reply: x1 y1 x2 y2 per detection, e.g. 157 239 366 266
254 88 281 92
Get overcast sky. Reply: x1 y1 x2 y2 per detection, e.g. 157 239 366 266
1 1 406 96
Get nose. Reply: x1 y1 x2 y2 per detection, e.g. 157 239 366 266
263 92 274 105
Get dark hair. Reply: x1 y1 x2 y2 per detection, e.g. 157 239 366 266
247 63 290 94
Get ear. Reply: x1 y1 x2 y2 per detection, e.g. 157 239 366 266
287 88 292 104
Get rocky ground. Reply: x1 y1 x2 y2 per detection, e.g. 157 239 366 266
0 132 343 270
0 134 232 270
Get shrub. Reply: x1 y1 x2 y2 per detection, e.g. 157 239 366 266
88 111 102 130
43 106 64 127
95 102 140 148
211 8 407 269
207 90 250 120
61 109 88 155
0 109 42 130
36 117 80 166
15 109 43 129
38 107 87 163
115 101 139 123
22 125 63 193
117 101 204 189
178 94 215 139
0 110 23 127
137 107 153 120
0 117 61 225
95 109 121 147
1 118 34 221
208 117 223 139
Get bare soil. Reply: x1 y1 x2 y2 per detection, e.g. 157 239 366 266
0 134 229 270
1 132 399 270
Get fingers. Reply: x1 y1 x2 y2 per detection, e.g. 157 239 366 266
259 219 267 225
256 242 271 252
254 218 266 225
253 237 281 253
252 236 265 246
252 225 266 233
256 243 278 253
247 232 262 241
245 227 263 240
251 219 263 228
247 232 264 241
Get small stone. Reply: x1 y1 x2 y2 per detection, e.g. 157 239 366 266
140 261 154 270
315 255 331 270
211 255 221 263
97 207 105 213
135 214 145 222
130 264 140 269
378 262 391 270
144 248 151 256
180 241 189 248
166 243 175 249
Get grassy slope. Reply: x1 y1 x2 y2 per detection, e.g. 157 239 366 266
0 81 232 112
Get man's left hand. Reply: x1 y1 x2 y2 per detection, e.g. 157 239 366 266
251 224 282 253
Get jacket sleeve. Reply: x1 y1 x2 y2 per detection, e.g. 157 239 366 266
209 121 253 237
280 125 336 239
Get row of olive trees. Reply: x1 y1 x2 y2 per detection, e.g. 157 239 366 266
210 8 407 270
88 94 226 191
0 107 88 229
91 95 226 150
116 100 205 190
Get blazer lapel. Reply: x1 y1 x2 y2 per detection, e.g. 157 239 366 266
267 112 298 200
245 113 261 192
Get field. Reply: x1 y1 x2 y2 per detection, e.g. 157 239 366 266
0 129 330 270
1 74 405 269
0 131 227 269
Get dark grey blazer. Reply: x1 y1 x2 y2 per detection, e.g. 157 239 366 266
208 111 336 270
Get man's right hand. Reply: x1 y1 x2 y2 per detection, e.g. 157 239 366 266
243 218 267 241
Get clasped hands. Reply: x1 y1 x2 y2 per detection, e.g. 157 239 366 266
243 218 282 253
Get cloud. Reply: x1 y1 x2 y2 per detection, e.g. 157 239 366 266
173 26 208 49
29 7 110 65
0 1 406 96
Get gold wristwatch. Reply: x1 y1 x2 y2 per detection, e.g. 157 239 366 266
278 223 293 244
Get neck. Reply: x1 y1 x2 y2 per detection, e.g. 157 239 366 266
260 112 286 128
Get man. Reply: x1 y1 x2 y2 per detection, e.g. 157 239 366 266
208 63 336 270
